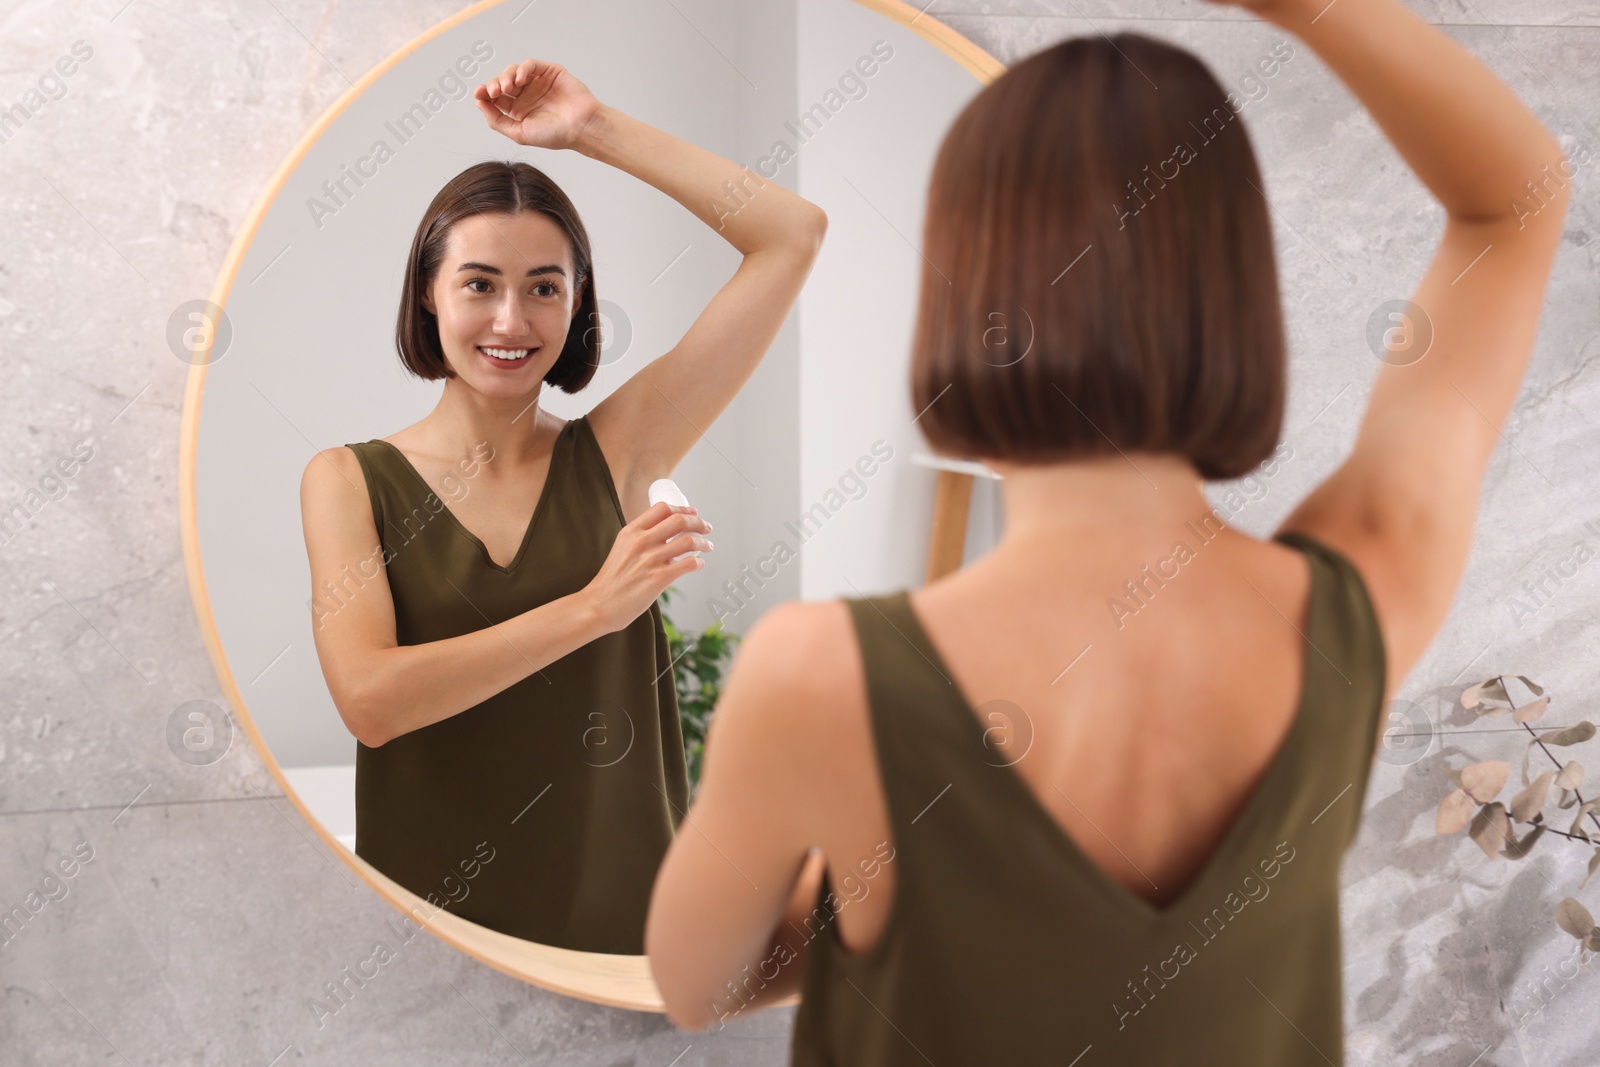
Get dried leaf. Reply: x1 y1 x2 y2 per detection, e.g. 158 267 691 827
1574 802 1600 837
1444 766 1465 790
1513 695 1552 724
1584 849 1600 892
1470 803 1512 859
1521 742 1539 788
1462 677 1509 709
1517 675 1546 697
1555 762 1584 791
1539 721 1597 747
1558 787 1579 810
1461 761 1512 803
1504 824 1545 859
1555 897 1596 940
1436 789 1478 835
1510 772 1554 822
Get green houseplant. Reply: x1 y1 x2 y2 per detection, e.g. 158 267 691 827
658 586 740 800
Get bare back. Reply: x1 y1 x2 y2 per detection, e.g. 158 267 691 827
811 526 1366 957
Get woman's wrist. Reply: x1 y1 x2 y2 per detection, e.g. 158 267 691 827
1251 0 1336 27
566 584 613 640
571 101 619 159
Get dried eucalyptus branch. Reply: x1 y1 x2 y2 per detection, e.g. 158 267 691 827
1502 676 1600 840
1435 674 1600 956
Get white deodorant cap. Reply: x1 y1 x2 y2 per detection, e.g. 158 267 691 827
647 478 700 560
647 478 690 508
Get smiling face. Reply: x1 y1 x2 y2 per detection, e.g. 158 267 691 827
420 210 583 397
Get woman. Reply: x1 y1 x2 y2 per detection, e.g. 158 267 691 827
646 0 1568 1060
300 60 826 955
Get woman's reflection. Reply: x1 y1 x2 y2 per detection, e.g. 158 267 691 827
298 59 826 954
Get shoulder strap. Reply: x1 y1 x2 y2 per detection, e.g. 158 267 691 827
842 594 1028 882
567 415 626 525
1271 529 1389 850
343 441 389 547
341 440 448 559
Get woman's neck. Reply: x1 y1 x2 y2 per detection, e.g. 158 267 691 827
988 451 1219 554
418 380 555 465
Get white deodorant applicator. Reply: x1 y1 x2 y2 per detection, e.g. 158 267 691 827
648 478 702 561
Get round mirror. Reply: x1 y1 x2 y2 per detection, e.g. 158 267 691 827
180 0 998 1009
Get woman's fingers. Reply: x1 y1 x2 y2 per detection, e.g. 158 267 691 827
515 58 544 86
474 60 584 147
480 62 512 99
661 510 710 542
473 95 516 136
661 530 712 554
639 500 695 531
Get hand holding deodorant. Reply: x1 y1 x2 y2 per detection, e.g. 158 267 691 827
648 478 702 562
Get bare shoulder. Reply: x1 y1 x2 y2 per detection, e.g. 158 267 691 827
708 599 863 794
747 598 860 693
299 446 381 559
1273 510 1401 702
727 599 859 723
300 445 365 505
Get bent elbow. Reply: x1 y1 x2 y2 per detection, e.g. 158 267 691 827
340 688 389 749
355 719 391 749
356 725 390 750
779 208 827 258
659 988 716 1033
804 208 828 250
646 925 714 1031
670 1011 715 1034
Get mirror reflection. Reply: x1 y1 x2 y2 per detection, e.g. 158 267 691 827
296 58 827 954
193 0 985 972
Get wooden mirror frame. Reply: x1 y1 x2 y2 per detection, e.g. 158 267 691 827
179 0 1003 1013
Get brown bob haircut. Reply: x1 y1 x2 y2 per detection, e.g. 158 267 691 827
395 160 600 393
911 32 1285 481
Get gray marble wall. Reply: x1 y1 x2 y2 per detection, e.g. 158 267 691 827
3 1 1596 1065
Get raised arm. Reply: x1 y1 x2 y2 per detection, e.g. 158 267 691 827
1250 0 1571 692
475 61 826 516
299 446 708 747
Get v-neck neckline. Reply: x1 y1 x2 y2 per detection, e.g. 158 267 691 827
889 533 1322 925
371 421 570 575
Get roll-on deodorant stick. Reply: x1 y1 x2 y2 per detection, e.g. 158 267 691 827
648 478 702 562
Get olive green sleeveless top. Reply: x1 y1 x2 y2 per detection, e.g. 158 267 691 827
344 415 690 955
790 531 1386 1065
